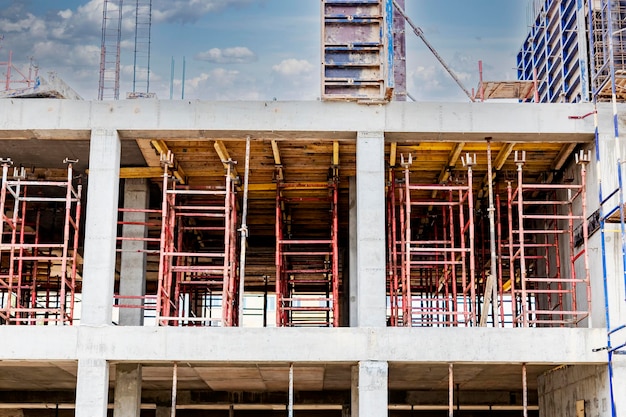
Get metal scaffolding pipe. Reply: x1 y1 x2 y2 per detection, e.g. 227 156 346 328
238 136 251 325
171 362 178 417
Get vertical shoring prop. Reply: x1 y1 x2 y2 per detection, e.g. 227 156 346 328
170 362 178 417
222 161 233 326
515 151 528 326
483 140 499 327
461 153 477 325
398 182 407 324
401 154 413 325
288 363 294 417
156 151 173 325
60 159 77 323
238 136 251 326
387 171 398 325
332 174 340 327
275 176 283 327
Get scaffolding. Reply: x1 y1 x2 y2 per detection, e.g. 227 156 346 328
98 0 123 100
0 158 82 325
590 0 626 100
502 151 591 328
113 206 160 321
588 1 626 415
275 175 340 327
388 154 477 327
156 153 239 326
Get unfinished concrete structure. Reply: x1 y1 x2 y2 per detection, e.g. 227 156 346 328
0 1 625 417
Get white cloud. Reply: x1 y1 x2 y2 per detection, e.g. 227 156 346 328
152 0 259 24
272 59 314 76
0 13 38 32
58 9 73 19
195 47 257 64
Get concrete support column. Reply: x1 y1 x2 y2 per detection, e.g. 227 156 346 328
119 178 150 326
356 131 386 327
351 361 388 417
75 358 110 417
81 128 121 326
113 363 142 417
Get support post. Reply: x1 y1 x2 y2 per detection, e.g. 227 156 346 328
81 128 121 326
351 361 388 417
119 178 149 326
75 358 109 417
356 131 386 327
113 363 142 417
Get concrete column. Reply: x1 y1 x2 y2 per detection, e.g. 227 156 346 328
75 358 110 417
113 363 142 417
349 176 358 327
81 128 121 326
119 178 150 326
351 361 388 417
356 131 386 327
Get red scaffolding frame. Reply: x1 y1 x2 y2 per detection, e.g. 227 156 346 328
156 155 239 326
0 158 82 325
113 206 161 318
388 154 477 327
275 174 340 327
502 150 591 327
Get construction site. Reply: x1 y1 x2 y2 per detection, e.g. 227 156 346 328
0 0 625 416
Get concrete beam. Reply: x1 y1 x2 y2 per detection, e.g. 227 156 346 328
0 327 608 364
81 128 121 326
0 100 597 142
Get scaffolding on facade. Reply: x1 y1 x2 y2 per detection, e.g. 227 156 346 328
501 151 591 327
275 174 340 327
0 158 82 325
387 154 477 327
588 1 626 415
156 152 239 326
590 0 626 100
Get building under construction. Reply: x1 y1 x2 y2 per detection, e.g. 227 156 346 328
0 1 625 416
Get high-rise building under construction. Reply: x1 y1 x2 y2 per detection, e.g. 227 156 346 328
0 1 625 417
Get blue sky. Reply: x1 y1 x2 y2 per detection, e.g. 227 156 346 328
0 0 532 101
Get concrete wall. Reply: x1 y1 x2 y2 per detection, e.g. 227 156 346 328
538 365 609 417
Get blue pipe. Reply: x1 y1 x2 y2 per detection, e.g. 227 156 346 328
589 1 617 416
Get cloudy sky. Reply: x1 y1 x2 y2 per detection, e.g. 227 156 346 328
0 0 533 101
